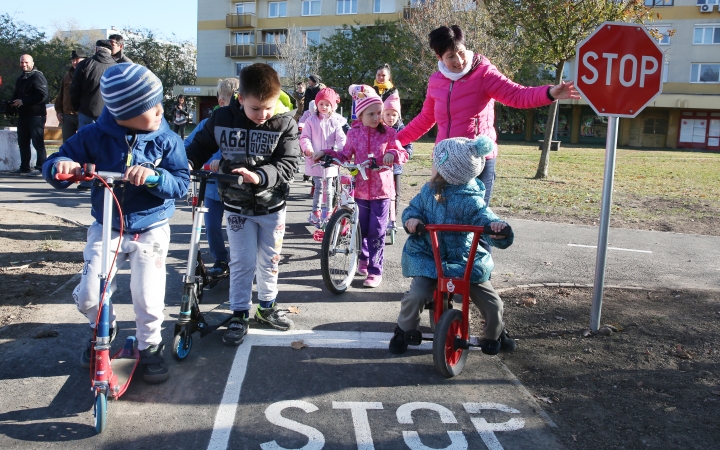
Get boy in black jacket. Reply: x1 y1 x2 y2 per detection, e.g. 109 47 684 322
185 63 299 346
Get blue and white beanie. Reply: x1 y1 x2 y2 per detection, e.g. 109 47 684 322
433 135 494 185
100 63 164 120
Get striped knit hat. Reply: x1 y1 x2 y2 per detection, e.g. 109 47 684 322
100 63 164 120
349 84 382 118
433 135 494 185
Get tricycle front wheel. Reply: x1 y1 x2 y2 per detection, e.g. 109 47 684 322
432 309 467 378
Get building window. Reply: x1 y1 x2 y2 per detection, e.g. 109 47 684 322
694 26 720 44
236 63 251 76
643 118 667 135
696 0 719 5
234 32 254 44
650 25 671 45
336 0 357 14
302 0 321 16
302 30 321 46
235 2 256 14
644 0 673 5
265 31 286 44
409 0 431 5
373 0 395 13
269 62 286 78
338 28 352 38
269 1 287 18
690 63 720 83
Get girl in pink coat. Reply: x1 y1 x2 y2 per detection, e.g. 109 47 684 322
398 25 580 206
299 88 347 225
314 85 408 288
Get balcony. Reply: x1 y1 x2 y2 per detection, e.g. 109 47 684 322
226 13 257 28
225 44 256 58
256 43 279 57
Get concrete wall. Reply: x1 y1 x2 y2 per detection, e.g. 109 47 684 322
0 130 36 172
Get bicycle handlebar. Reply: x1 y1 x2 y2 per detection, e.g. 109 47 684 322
414 223 513 238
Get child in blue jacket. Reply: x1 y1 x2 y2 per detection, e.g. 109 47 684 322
389 136 516 355
42 64 190 384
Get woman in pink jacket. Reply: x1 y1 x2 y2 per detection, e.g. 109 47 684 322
299 88 347 225
398 25 580 206
314 85 408 288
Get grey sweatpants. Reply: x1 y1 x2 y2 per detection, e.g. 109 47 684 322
397 276 505 340
226 209 286 312
73 222 170 350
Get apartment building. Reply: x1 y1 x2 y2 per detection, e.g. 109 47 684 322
559 0 720 150
175 0 407 121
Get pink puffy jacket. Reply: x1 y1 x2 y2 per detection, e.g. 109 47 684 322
398 53 554 159
326 122 408 201
299 112 347 177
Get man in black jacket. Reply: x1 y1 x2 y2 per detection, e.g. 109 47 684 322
11 54 48 175
70 40 116 129
109 34 133 63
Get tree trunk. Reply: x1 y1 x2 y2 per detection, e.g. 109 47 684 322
534 60 566 179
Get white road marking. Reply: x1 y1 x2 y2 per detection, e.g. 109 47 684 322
568 243 652 253
0 184 15 188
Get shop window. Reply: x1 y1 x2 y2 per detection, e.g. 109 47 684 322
643 118 667 135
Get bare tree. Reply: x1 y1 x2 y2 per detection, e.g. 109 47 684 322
275 27 319 88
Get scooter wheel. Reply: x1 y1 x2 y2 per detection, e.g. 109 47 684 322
172 331 193 361
432 309 468 378
94 391 107 434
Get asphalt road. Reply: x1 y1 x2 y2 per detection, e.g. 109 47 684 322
1 172 718 449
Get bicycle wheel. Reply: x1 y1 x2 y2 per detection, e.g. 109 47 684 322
432 309 468 378
94 391 107 434
172 327 193 361
321 208 358 294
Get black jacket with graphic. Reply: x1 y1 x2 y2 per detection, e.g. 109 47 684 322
185 98 300 216
13 69 48 117
70 51 116 119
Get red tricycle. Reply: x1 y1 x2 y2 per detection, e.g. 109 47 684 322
404 223 512 378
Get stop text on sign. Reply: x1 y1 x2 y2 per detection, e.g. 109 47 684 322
581 52 659 88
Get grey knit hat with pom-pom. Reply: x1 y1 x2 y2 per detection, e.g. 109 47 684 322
433 135 494 185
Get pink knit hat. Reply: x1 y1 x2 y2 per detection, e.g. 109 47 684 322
349 84 382 118
383 92 401 116
315 87 340 106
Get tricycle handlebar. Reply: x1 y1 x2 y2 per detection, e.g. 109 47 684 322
415 223 512 238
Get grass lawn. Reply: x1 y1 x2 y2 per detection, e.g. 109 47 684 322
404 141 720 236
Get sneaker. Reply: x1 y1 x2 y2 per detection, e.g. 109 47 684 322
388 326 408 354
10 169 29 175
479 338 500 356
357 260 368 276
139 343 169 384
363 274 382 288
255 303 293 331
207 260 229 277
223 316 249 346
24 169 41 176
80 323 118 369
498 328 517 352
308 211 321 226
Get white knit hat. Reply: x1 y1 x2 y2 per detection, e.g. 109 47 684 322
433 136 494 185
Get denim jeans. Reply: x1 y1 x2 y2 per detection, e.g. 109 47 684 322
78 113 95 129
477 156 496 207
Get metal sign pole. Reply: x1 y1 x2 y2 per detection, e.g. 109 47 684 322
590 116 619 331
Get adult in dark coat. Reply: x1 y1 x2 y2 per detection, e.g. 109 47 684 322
54 50 86 142
12 54 48 174
302 74 321 113
70 40 116 128
109 34 133 63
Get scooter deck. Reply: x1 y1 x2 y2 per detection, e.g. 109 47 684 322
109 350 140 399
199 301 234 336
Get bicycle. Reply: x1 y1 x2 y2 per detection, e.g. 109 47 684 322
172 167 243 361
54 163 161 433
403 223 513 378
318 155 392 294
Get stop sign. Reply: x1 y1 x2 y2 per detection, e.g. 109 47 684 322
575 22 664 118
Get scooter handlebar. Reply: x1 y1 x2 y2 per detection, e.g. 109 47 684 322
189 166 243 185
54 167 160 185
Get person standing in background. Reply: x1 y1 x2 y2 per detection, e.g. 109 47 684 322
372 63 399 102
11 54 48 175
172 95 189 139
109 34 133 63
55 50 86 143
70 40 117 129
303 75 321 113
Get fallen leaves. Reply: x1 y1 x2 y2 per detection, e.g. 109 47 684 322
290 340 308 350
671 344 693 360
287 306 300 315
517 296 536 307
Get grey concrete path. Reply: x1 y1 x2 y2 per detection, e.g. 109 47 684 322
1 171 718 449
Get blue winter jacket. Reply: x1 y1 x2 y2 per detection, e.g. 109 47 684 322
401 178 514 283
42 107 190 234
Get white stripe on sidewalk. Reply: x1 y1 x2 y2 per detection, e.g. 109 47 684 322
568 243 652 253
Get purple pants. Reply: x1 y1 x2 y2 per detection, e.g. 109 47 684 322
356 198 390 276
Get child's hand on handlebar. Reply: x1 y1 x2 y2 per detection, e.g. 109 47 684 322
382 153 395 166
125 165 157 186
231 167 260 184
405 218 423 234
489 221 509 239
312 150 325 162
54 161 81 175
